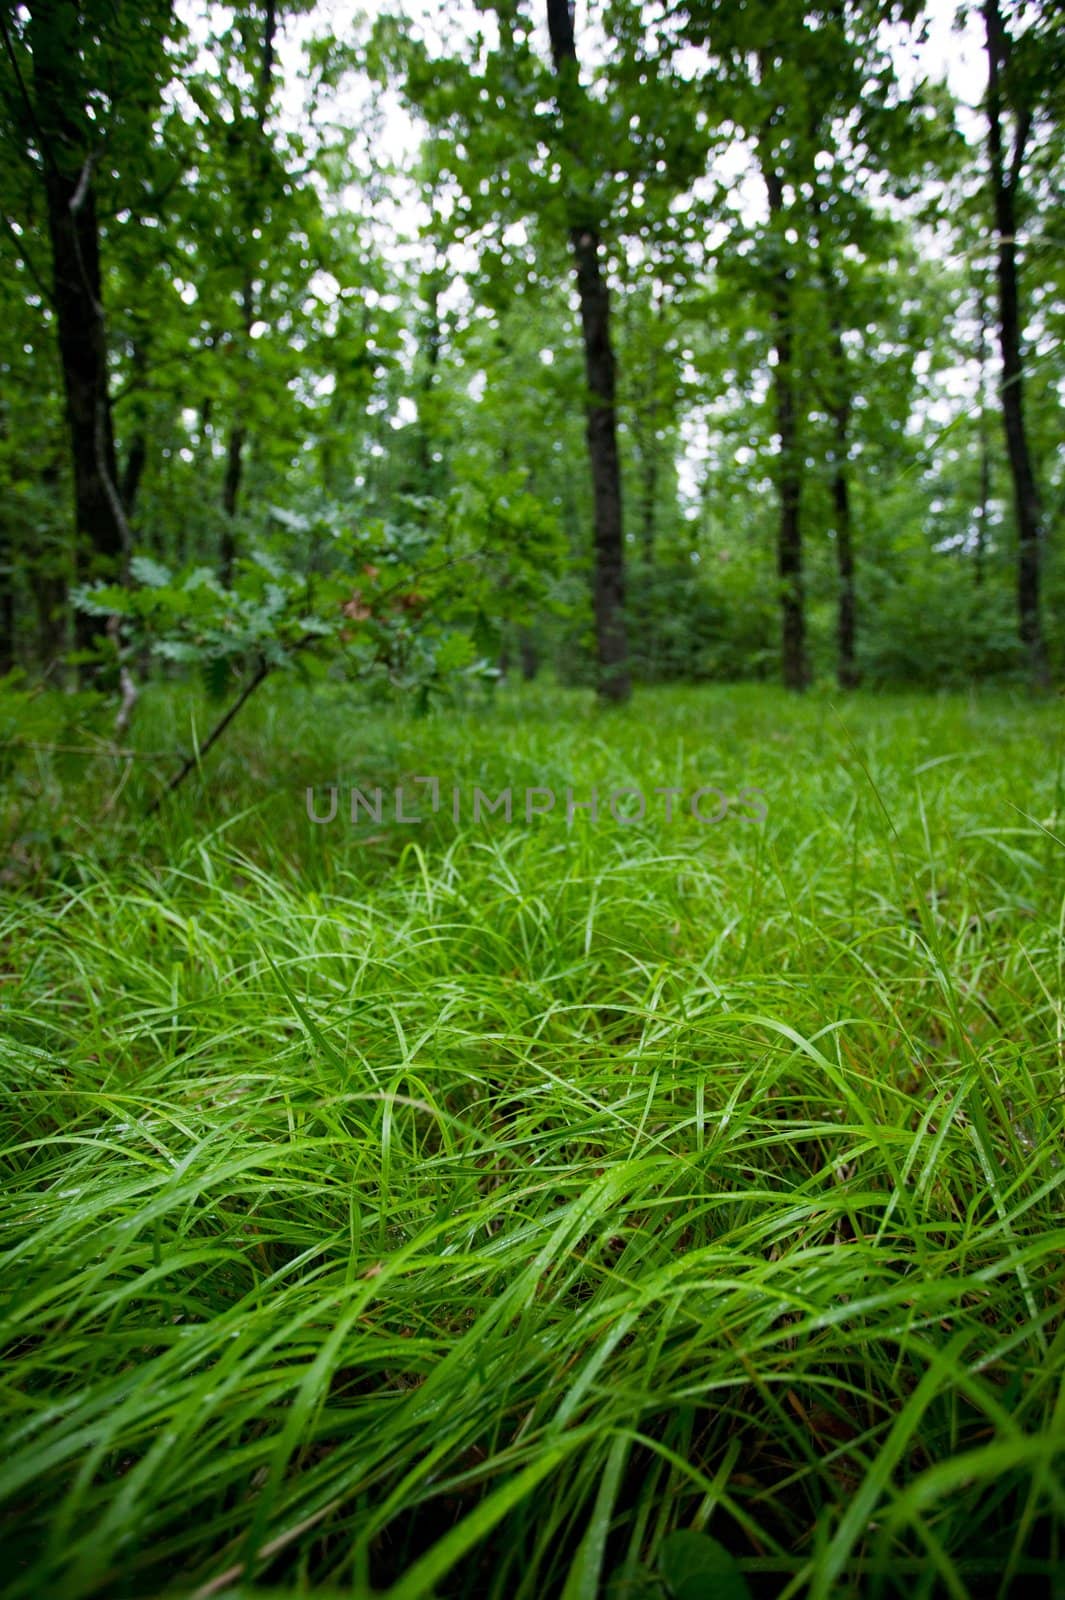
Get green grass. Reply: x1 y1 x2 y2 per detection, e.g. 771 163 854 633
2 681 1064 1598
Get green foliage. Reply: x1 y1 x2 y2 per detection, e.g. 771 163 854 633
859 560 1027 687
0 672 106 777
658 1530 754 1599
626 554 779 683
72 479 563 735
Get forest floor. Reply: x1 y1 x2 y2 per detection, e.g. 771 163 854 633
2 682 1064 1598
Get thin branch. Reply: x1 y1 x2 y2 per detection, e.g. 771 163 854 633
69 151 100 215
146 655 272 815
0 212 54 305
0 6 55 176
1008 106 1032 195
107 613 139 732
1 741 176 760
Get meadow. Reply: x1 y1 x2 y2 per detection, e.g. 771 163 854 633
1 682 1064 1598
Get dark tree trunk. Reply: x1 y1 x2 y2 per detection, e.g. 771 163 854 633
832 417 858 690
31 458 66 672
762 165 807 691
220 420 245 585
976 429 990 590
640 446 658 565
546 0 630 704
638 297 663 563
0 412 13 673
984 0 1049 688
220 1 277 586
824 313 858 689
120 340 150 518
121 433 147 518
27 3 128 657
221 281 251 583
974 276 990 588
36 573 67 670
417 267 444 496
519 628 539 682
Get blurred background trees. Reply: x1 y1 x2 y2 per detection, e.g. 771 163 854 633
0 0 1061 704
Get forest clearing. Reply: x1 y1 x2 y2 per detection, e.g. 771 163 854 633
1 0 1064 1593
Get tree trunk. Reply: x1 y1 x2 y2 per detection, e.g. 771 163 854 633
638 294 664 563
220 1 277 587
823 311 858 689
36 573 67 672
417 266 445 496
546 0 630 704
762 164 807 691
519 628 539 682
640 444 658 565
220 420 246 585
120 339 150 518
974 274 990 588
27 2 128 657
832 415 858 690
983 0 1049 688
121 432 148 519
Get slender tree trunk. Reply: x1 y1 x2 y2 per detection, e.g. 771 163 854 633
983 0 1048 688
221 280 252 582
0 410 13 672
638 294 663 563
810 197 858 688
27 2 129 657
121 433 148 519
762 164 807 691
832 409 858 690
823 311 858 689
36 574 67 669
546 0 630 703
974 274 990 588
220 419 246 584
220 0 277 586
519 628 539 682
120 340 150 518
417 266 444 496
640 446 658 565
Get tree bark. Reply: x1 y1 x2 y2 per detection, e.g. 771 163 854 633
519 628 539 682
640 440 658 565
220 419 246 584
983 0 1049 688
762 164 807 691
831 403 858 689
120 339 150 518
546 0 630 703
822 303 858 689
638 292 664 563
974 274 991 588
220 0 277 585
416 265 445 496
27 2 129 656
121 432 148 519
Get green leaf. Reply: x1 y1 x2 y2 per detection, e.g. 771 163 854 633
130 555 174 588
433 632 477 673
657 1531 752 1600
201 654 233 700
267 505 311 533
